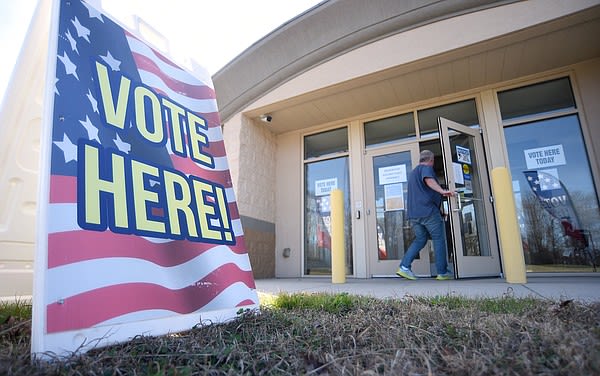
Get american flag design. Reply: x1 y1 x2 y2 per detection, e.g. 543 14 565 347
523 170 579 228
44 0 257 337
317 196 331 214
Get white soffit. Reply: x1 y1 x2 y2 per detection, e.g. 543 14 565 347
246 0 600 112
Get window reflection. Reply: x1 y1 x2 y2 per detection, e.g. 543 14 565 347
364 113 415 147
417 99 479 136
304 127 348 159
504 115 600 271
372 152 414 260
448 133 490 257
304 157 353 275
498 78 576 121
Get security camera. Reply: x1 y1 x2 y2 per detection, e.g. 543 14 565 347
260 114 272 123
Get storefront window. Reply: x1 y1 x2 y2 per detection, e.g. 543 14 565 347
498 77 576 121
501 79 599 272
417 99 479 136
304 129 353 275
304 127 348 159
364 112 415 147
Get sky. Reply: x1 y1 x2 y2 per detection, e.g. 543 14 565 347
0 0 323 104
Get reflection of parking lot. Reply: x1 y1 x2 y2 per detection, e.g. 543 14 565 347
561 247 599 271
464 235 481 256
461 203 481 256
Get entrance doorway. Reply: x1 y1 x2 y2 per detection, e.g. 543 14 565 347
364 119 501 278
438 118 501 278
364 144 431 276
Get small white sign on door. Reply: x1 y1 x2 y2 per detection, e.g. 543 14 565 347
524 144 566 169
378 165 407 185
315 178 338 196
453 162 464 185
456 145 471 164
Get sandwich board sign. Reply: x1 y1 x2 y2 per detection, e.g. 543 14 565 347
29 0 258 357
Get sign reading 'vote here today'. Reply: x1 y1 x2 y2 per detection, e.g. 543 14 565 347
32 0 257 357
524 144 566 169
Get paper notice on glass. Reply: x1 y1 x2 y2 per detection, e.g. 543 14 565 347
524 144 566 169
315 178 338 196
453 162 464 185
464 179 473 194
384 183 404 211
379 165 407 185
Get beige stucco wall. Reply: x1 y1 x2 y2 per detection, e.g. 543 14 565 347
222 113 277 223
572 58 600 195
221 113 242 198
238 117 277 223
274 131 302 277
222 113 278 278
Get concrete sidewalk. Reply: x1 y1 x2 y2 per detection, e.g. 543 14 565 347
255 274 600 302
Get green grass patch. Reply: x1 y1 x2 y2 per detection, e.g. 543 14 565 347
422 295 540 314
0 298 32 324
476 296 540 314
271 292 363 313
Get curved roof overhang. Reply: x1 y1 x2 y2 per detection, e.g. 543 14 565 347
213 0 600 134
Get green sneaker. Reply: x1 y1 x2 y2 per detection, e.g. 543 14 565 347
435 273 453 280
396 267 417 280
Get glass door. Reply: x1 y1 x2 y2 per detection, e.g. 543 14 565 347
438 118 501 278
304 156 353 276
365 144 430 276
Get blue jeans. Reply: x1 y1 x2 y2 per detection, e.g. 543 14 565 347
400 212 449 275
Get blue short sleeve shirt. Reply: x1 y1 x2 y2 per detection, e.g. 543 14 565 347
406 164 442 219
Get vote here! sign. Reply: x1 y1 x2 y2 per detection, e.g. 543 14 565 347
32 0 258 357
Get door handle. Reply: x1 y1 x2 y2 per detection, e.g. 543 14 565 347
356 210 361 219
452 194 462 212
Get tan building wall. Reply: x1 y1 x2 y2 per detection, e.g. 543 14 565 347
222 113 278 278
274 131 303 277
573 58 600 194
217 0 600 278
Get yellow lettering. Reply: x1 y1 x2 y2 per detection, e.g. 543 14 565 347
187 112 213 166
78 141 233 243
192 179 221 241
134 86 164 144
162 98 187 155
164 170 198 237
83 143 128 228
215 185 233 242
94 61 130 130
131 160 165 233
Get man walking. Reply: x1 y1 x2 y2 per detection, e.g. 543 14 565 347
397 150 455 280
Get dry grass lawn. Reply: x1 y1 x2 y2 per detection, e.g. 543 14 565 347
1 293 599 375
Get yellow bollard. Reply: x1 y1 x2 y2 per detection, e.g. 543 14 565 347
491 167 527 284
330 189 346 284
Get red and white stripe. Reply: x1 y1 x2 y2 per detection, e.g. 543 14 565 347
45 34 256 334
